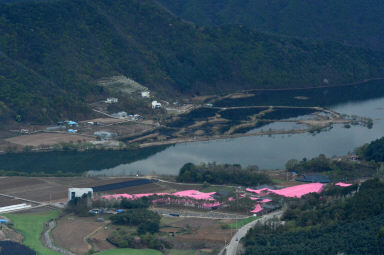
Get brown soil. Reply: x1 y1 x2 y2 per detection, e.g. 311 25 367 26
163 218 232 250
5 133 94 147
0 177 157 203
228 93 254 99
53 215 107 254
89 225 115 252
0 225 23 243
0 196 23 207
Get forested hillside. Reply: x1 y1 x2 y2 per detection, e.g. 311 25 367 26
157 0 384 51
1 0 384 122
242 179 384 254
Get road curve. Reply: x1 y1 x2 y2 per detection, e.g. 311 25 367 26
222 210 283 255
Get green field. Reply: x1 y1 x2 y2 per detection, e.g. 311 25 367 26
227 216 259 229
5 210 61 255
168 250 212 255
95 248 162 255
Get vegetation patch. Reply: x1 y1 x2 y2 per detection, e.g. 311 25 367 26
177 162 271 186
358 136 384 162
0 146 168 175
226 216 259 229
5 210 61 255
286 154 377 179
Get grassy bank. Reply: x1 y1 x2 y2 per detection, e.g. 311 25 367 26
5 210 61 255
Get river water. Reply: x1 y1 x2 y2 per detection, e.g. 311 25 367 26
88 82 384 176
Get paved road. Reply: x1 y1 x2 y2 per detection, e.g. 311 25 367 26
222 210 283 255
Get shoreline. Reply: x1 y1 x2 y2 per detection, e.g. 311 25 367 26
1 78 379 154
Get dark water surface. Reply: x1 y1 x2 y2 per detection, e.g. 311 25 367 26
0 241 36 255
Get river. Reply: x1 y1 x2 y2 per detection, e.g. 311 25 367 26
88 82 384 176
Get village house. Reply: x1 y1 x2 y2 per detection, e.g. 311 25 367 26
105 97 118 103
152 100 161 109
141 91 150 98
112 111 128 119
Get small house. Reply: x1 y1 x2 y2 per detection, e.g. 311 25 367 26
152 100 161 109
66 120 78 126
112 111 128 119
105 97 118 103
141 91 150 98
348 155 359 161
0 219 9 224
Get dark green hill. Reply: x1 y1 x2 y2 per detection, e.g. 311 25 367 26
1 0 384 122
156 0 384 51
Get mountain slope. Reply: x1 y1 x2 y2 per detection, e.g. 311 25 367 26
156 0 384 51
1 0 384 122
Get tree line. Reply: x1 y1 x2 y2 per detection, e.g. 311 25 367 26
177 162 272 185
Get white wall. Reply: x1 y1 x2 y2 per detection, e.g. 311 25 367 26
68 188 93 201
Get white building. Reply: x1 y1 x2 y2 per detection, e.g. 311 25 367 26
152 100 161 109
112 111 128 119
68 188 93 201
105 97 118 104
0 203 32 214
141 91 150 98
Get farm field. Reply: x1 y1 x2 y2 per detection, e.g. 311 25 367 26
53 215 108 254
5 210 61 255
0 195 24 207
5 133 94 147
95 248 162 255
0 176 163 203
160 217 232 250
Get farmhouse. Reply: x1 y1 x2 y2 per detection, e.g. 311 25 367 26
105 97 118 103
152 100 161 109
112 111 128 118
141 91 150 98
